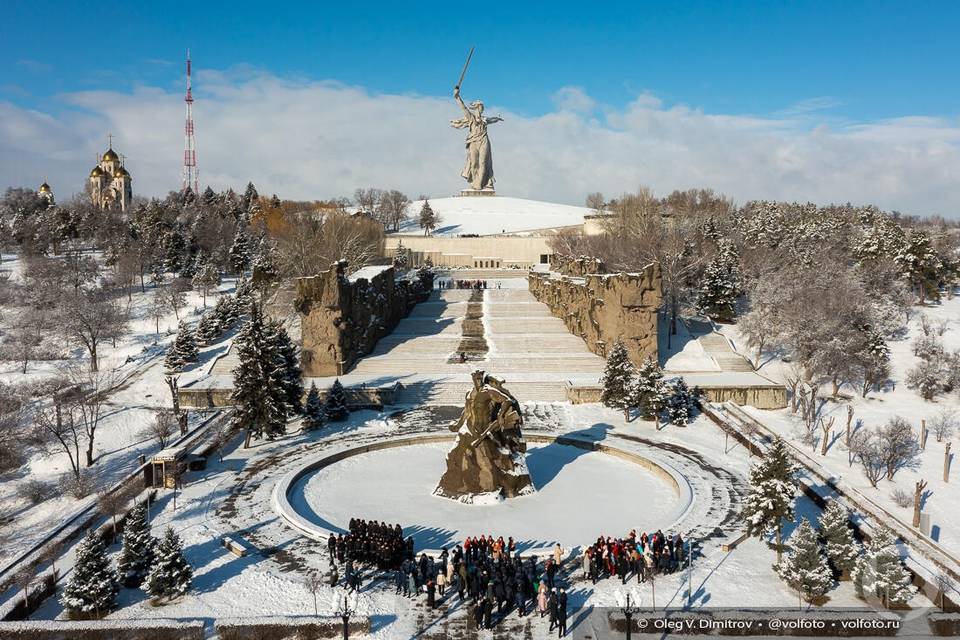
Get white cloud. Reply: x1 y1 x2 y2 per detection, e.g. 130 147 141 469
4 69 960 217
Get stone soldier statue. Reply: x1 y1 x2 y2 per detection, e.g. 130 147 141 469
435 370 534 501
450 48 503 192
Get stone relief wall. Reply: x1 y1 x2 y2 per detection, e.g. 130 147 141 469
295 261 434 376
548 254 607 277
528 264 661 366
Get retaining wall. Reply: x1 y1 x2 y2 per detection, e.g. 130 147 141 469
528 266 661 366
296 262 433 376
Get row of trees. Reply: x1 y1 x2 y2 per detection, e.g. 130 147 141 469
62 502 192 617
599 340 700 427
557 190 960 398
744 439 914 607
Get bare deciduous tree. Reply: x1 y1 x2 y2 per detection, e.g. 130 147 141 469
376 190 410 232
97 489 126 536
34 398 85 483
930 410 957 443
61 365 114 467
63 290 127 371
848 429 886 487
146 410 177 449
585 192 605 213
878 417 920 481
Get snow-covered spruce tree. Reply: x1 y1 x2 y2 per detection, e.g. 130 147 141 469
419 199 438 236
852 528 915 607
633 357 669 427
665 378 699 426
268 319 304 414
60 530 119 618
600 339 636 420
777 518 833 603
895 229 943 303
143 527 193 602
195 311 221 345
231 303 288 447
212 294 239 330
164 322 199 374
818 501 859 577
857 329 891 398
302 383 327 432
242 181 259 212
325 379 350 421
252 240 279 288
743 437 797 563
116 501 156 587
229 224 252 275
162 226 188 275
697 242 741 322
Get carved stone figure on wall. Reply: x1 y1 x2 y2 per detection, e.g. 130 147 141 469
434 370 534 502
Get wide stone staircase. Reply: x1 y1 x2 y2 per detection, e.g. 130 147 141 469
342 286 606 404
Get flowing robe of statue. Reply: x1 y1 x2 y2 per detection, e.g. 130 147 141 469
434 370 534 502
451 89 502 191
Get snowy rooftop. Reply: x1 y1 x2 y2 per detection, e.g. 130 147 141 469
393 196 592 237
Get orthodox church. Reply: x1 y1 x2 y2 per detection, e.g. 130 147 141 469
88 140 133 211
37 180 54 204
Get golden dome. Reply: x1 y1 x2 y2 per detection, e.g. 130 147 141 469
102 148 119 161
90 166 104 178
117 166 130 177
39 182 51 193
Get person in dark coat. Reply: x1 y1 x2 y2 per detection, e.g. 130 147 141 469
483 595 493 629
394 568 404 595
557 589 568 637
548 589 558 631
329 563 339 588
426 580 436 609
474 597 485 630
617 551 629 584
494 579 505 613
514 580 526 616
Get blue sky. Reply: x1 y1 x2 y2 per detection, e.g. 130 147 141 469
3 2 960 215
5 1 958 120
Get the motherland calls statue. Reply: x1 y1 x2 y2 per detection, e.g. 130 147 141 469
434 370 534 503
450 48 502 192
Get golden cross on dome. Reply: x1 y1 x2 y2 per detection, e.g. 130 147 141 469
107 132 113 148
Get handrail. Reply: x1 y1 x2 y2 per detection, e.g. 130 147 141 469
0 410 224 589
714 401 960 584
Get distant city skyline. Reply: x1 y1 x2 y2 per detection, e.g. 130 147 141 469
3 2 960 216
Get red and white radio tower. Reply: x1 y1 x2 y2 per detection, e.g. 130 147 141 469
181 49 199 194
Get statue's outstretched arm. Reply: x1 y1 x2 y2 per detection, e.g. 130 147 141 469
486 115 504 124
454 89 472 118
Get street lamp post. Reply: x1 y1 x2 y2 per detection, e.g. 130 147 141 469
336 591 355 640
621 592 640 640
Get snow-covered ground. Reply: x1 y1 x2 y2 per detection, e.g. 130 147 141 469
717 296 960 561
393 196 592 237
24 402 912 636
291 441 685 549
0 251 238 569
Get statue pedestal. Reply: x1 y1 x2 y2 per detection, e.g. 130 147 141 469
460 189 496 197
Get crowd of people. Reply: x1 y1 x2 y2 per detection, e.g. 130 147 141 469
327 519 412 591
582 529 687 584
389 534 570 634
438 279 498 290
325 525 688 636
